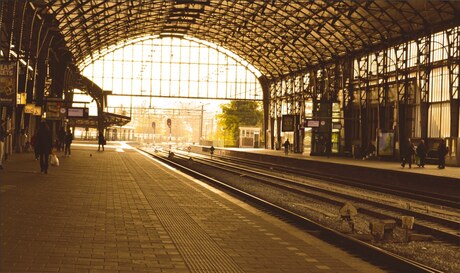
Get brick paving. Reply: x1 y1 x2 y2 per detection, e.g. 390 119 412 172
1 142 385 273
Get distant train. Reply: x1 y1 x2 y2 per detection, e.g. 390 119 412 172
105 126 135 141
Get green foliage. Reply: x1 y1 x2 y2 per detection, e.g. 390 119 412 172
217 101 263 146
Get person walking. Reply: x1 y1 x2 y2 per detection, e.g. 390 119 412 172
98 131 105 151
210 145 215 159
36 121 53 174
64 129 73 157
437 139 448 169
283 139 290 155
416 139 427 168
401 138 415 168
0 121 6 170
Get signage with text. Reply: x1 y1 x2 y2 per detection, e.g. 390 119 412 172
0 62 16 104
67 107 89 118
306 120 320 128
24 103 35 114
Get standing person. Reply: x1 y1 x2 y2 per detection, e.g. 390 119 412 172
57 127 66 152
0 121 6 170
98 131 105 151
416 139 427 168
64 129 73 157
365 142 376 159
36 121 53 174
283 139 290 155
325 140 332 158
437 139 448 169
19 128 28 152
400 138 415 168
30 129 39 160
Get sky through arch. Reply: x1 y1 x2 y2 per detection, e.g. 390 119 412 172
80 35 263 111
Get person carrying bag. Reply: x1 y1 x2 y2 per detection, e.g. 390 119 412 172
50 153 59 167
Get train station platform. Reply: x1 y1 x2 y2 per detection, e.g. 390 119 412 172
0 141 385 273
199 146 459 201
225 147 460 179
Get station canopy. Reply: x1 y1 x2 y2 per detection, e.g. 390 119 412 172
44 0 460 79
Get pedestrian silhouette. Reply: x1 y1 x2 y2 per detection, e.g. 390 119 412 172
98 131 105 151
64 129 73 157
283 139 290 155
36 121 53 174
437 139 448 169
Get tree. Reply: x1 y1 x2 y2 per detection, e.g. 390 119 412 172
217 101 263 146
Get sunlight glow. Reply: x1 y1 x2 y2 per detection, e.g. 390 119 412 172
76 35 263 144
80 35 263 103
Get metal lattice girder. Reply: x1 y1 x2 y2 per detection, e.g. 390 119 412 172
285 74 304 115
394 43 409 103
270 80 283 117
417 36 431 103
448 27 460 100
323 65 333 102
269 82 276 118
294 74 303 115
341 59 353 108
313 69 324 102
376 50 388 105
326 62 341 102
3 0 459 80
309 71 317 101
357 54 369 108
285 76 294 114
302 73 311 100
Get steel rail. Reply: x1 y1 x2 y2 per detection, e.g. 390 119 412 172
171 150 460 243
212 153 460 209
143 149 445 273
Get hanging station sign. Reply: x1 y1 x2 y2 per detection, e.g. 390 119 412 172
67 107 89 118
282 114 300 132
305 120 320 128
46 101 61 119
24 103 35 114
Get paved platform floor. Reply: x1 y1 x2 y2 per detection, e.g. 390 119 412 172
1 142 386 273
226 147 460 179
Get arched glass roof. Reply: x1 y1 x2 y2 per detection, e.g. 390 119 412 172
42 0 460 79
80 36 263 100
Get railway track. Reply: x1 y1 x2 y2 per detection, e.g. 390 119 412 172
213 152 460 209
177 150 460 243
140 148 455 273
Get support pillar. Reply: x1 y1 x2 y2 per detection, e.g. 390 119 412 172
420 102 429 140
451 99 459 138
276 116 281 150
259 76 270 149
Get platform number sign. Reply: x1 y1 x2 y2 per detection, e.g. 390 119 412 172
167 118 172 128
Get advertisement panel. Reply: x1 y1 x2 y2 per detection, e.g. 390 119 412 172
46 101 61 120
0 62 16 105
377 131 395 156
